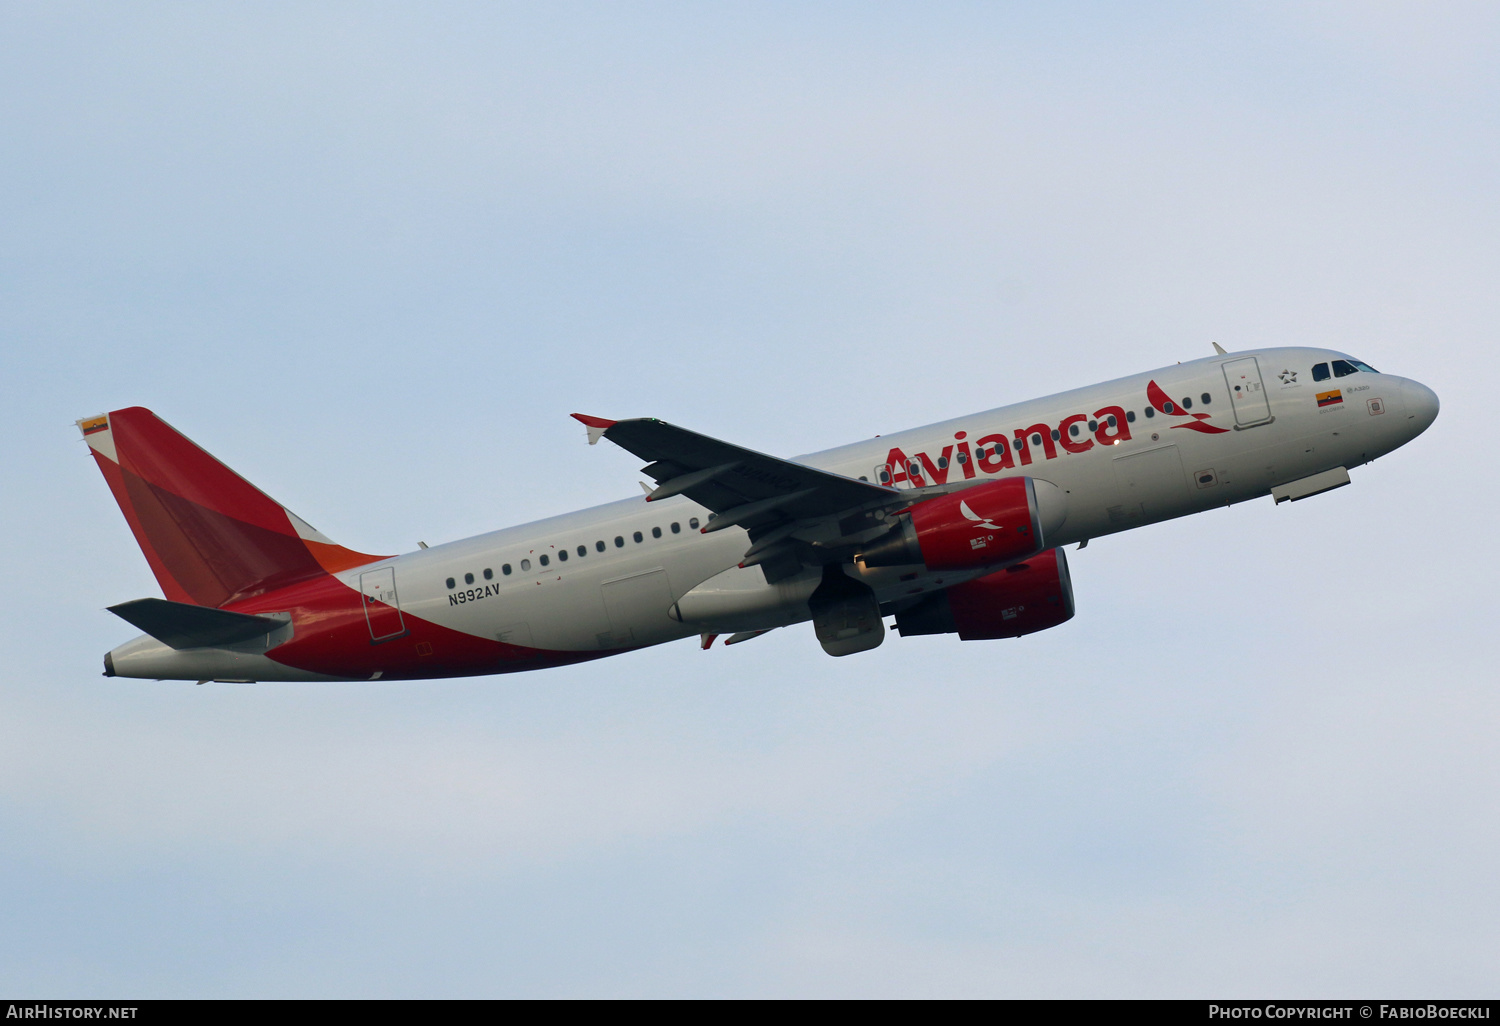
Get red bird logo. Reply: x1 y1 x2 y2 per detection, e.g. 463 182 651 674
1147 380 1228 434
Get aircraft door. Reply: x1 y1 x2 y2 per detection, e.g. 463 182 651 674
1112 445 1190 520
359 566 407 642
1222 358 1273 426
601 569 676 645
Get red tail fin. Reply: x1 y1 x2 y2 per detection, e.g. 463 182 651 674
79 408 388 607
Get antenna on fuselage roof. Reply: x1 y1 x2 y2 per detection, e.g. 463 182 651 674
1212 341 1228 355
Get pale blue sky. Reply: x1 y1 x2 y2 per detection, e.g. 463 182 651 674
1 1 1495 996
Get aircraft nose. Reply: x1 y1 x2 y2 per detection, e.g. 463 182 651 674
1401 379 1440 435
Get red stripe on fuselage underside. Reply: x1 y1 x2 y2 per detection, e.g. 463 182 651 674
226 574 616 680
122 469 327 606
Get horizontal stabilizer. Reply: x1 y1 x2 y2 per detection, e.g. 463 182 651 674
108 598 288 650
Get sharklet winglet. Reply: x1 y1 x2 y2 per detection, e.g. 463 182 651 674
570 413 617 446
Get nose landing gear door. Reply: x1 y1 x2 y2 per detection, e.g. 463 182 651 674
359 566 407 642
1222 357 1274 427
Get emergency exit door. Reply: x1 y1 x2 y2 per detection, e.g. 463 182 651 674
359 566 406 642
1221 358 1273 426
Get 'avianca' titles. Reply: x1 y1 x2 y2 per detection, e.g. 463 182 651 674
81 347 1438 683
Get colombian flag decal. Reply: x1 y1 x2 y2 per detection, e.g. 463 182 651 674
1316 390 1343 408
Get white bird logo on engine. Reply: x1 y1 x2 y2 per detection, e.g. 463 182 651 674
959 499 1004 531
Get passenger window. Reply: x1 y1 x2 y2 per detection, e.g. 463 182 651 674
1144 407 1155 418
1069 424 1080 436
1181 398 1192 410
1050 430 1060 441
445 577 455 589
671 522 681 534
1162 401 1175 414
1312 362 1330 381
520 559 531 571
1030 434 1041 446
577 545 586 556
1332 359 1357 378
652 526 662 538
502 564 512 575
464 572 474 585
615 536 625 548
1126 410 1136 423
974 446 986 459
483 568 493 580
539 554 549 567
956 451 968 463
878 469 891 483
1107 415 1117 427
937 455 949 469
908 462 920 476
596 540 605 552
557 549 568 561
633 531 644 543
1088 420 1097 431
1201 392 1211 404
690 518 700 530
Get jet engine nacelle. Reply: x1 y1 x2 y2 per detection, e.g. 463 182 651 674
858 477 1068 572
894 546 1075 641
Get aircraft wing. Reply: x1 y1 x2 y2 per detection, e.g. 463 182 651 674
572 414 898 540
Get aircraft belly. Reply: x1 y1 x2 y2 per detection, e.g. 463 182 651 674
107 633 353 682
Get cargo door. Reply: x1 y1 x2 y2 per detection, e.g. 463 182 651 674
1112 445 1190 521
601 569 676 645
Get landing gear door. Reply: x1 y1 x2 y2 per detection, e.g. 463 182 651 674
1222 357 1273 426
359 566 407 642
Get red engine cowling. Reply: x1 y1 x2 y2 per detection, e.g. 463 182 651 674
859 476 1067 572
894 547 1075 640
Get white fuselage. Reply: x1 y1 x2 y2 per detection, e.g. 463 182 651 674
329 347 1434 658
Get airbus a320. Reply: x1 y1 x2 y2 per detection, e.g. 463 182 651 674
81 346 1438 683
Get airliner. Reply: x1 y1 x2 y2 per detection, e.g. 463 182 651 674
81 346 1438 683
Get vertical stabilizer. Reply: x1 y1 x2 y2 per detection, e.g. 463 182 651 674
79 408 389 607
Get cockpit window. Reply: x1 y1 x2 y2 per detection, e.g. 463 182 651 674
1312 362 1330 382
1330 358 1379 377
